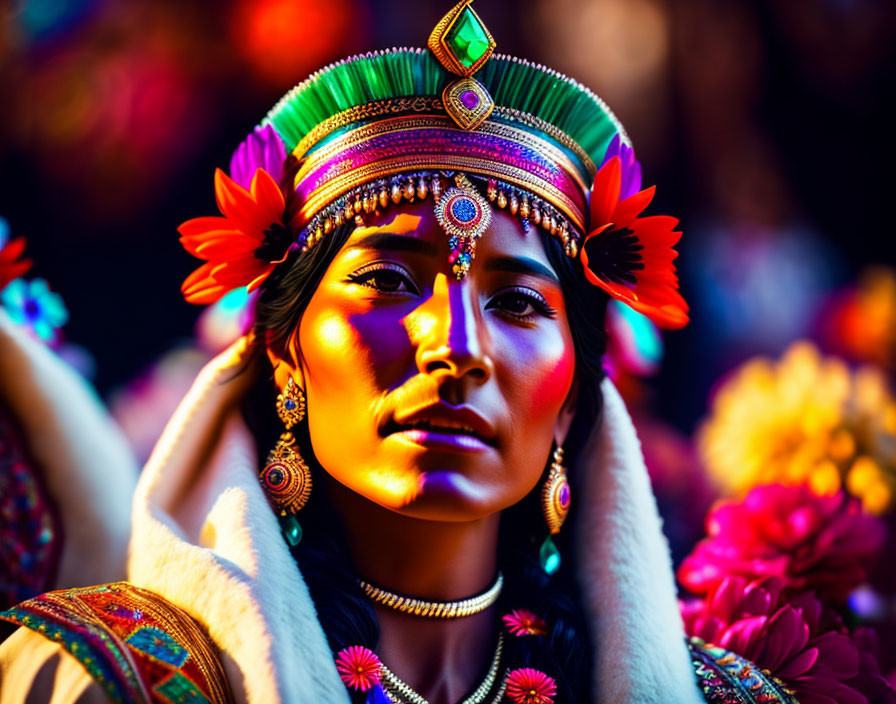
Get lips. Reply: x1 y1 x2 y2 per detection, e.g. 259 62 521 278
383 403 497 446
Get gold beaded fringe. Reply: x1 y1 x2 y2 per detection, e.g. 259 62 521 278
299 172 580 258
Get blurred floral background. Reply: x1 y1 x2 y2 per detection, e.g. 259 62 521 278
2 0 895 699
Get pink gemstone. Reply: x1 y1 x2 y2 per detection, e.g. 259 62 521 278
559 484 570 508
460 90 480 109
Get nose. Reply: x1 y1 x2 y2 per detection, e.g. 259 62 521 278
406 273 494 383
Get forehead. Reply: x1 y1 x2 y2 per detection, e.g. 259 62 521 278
342 200 552 269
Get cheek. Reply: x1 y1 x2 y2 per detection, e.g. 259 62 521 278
298 296 421 505
498 326 576 425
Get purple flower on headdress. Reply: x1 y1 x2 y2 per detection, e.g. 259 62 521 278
229 124 287 190
600 134 642 201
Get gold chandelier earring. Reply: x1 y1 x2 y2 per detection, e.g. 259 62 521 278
259 378 312 546
539 446 570 575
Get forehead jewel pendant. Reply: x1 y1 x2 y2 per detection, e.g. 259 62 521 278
435 174 492 280
428 0 496 131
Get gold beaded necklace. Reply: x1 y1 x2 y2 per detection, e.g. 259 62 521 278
358 573 504 619
380 633 507 704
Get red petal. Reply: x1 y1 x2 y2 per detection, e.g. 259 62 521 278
589 157 622 226
612 186 655 225
247 264 277 292
250 168 286 216
214 168 277 236
182 263 230 304
177 216 231 237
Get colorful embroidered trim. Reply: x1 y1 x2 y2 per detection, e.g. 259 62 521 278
0 582 233 704
293 115 588 235
689 637 799 704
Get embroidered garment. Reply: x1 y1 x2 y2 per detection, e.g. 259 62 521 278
2 587 798 704
0 582 232 704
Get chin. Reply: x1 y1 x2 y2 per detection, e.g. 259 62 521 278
389 470 508 522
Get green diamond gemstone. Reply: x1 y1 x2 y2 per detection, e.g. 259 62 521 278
539 535 561 575
445 8 490 68
281 515 303 546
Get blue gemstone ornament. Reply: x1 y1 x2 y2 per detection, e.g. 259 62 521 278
433 175 492 279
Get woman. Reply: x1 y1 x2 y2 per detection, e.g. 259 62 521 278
0 3 796 702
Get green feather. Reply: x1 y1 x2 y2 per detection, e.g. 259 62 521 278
263 49 625 170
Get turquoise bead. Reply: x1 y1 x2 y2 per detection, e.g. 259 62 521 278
539 535 561 575
281 515 303 546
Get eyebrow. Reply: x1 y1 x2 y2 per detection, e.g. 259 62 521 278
347 232 439 257
483 256 560 284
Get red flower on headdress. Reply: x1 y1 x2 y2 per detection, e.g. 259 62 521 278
580 156 689 329
505 668 557 704
334 645 382 692
179 168 293 304
503 609 547 636
0 236 31 291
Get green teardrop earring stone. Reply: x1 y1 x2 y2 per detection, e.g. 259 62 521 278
539 535 561 575
281 515 303 546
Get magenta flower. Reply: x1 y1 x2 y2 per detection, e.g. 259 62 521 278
229 124 287 190
502 609 547 636
681 576 895 704
599 133 642 200
334 645 382 692
505 668 557 704
679 485 884 603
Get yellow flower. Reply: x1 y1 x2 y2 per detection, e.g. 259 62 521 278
698 342 896 514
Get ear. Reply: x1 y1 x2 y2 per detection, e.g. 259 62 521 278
553 376 579 448
265 329 305 392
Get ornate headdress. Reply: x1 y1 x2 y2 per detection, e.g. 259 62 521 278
180 0 689 328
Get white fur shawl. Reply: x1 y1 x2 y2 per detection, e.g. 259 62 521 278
127 344 702 703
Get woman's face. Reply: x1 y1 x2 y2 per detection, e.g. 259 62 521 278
286 199 576 521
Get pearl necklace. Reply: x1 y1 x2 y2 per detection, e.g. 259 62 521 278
358 573 504 619
380 633 506 704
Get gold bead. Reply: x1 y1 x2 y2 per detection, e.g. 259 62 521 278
550 215 558 235
323 219 333 234
566 240 578 258
532 207 542 225
497 190 507 209
334 210 344 227
486 179 497 201
391 183 402 204
520 195 530 219
404 179 415 201
509 192 519 215
431 176 442 199
344 202 353 220
417 178 428 200
379 188 389 209
354 196 362 214
354 215 365 226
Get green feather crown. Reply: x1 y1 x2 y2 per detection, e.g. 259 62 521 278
263 48 627 175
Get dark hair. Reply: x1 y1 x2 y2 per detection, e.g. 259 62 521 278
244 192 609 702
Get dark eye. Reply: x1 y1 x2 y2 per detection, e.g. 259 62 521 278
488 287 557 321
348 263 418 294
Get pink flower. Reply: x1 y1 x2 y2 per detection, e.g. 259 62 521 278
681 576 895 704
502 609 547 637
505 668 557 704
334 645 382 692
679 485 884 603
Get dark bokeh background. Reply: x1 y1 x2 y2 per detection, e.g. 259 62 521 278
1 0 894 431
